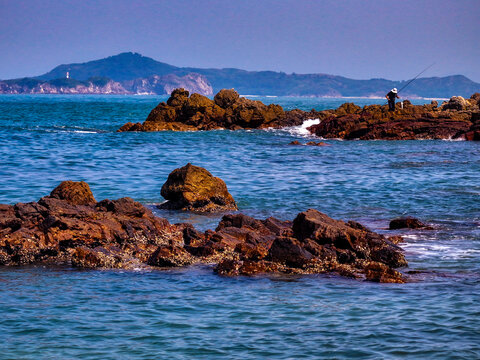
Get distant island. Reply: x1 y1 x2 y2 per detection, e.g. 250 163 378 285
0 52 479 98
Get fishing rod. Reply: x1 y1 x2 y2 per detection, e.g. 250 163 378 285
397 62 436 94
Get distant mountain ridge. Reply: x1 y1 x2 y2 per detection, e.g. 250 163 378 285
2 52 479 97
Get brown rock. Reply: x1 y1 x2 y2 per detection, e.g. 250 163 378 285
292 209 358 247
50 181 96 205
215 259 243 276
0 182 180 267
387 235 404 244
214 258 278 276
465 130 480 141
72 246 121 268
364 262 406 283
147 244 193 267
117 122 144 132
167 88 190 107
389 217 432 230
441 96 467 111
307 95 479 140
336 102 362 116
305 141 329 146
117 91 480 140
268 236 313 267
292 209 407 268
214 89 240 108
158 163 237 212
118 88 286 132
0 182 411 282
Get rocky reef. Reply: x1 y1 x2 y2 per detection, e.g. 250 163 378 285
118 89 480 141
158 163 237 212
308 94 480 140
0 181 408 282
118 88 307 132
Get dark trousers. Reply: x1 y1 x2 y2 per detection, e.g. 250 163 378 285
388 100 395 111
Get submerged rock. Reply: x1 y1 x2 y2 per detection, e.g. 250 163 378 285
305 141 329 146
389 217 433 230
158 163 238 212
289 140 330 146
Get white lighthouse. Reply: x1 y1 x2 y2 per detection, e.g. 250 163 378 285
66 71 70 79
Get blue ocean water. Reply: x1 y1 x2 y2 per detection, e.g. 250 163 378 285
0 95 479 359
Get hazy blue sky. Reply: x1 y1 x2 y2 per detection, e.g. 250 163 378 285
1 0 479 81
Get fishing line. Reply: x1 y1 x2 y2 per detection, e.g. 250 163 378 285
384 63 436 106
397 62 436 94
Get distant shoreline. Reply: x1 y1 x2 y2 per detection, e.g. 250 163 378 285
0 93 449 101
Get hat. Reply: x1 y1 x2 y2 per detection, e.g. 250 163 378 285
391 88 398 93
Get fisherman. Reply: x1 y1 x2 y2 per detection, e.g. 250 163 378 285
386 88 400 111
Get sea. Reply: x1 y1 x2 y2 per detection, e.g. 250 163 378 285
0 95 479 359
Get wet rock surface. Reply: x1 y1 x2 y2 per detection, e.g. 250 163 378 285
0 183 409 282
118 90 480 141
158 163 238 212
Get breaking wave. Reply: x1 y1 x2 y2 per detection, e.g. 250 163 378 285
282 118 321 137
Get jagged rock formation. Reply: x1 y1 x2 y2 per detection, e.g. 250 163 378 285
118 89 480 140
118 88 306 132
0 181 180 268
158 163 237 212
211 210 408 283
307 94 480 140
0 181 408 282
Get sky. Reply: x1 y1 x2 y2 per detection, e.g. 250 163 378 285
0 0 479 82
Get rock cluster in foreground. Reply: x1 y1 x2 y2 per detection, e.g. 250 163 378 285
118 89 480 140
0 181 407 282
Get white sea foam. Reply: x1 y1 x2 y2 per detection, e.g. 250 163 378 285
402 234 419 240
442 137 465 142
402 241 480 260
283 118 321 137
